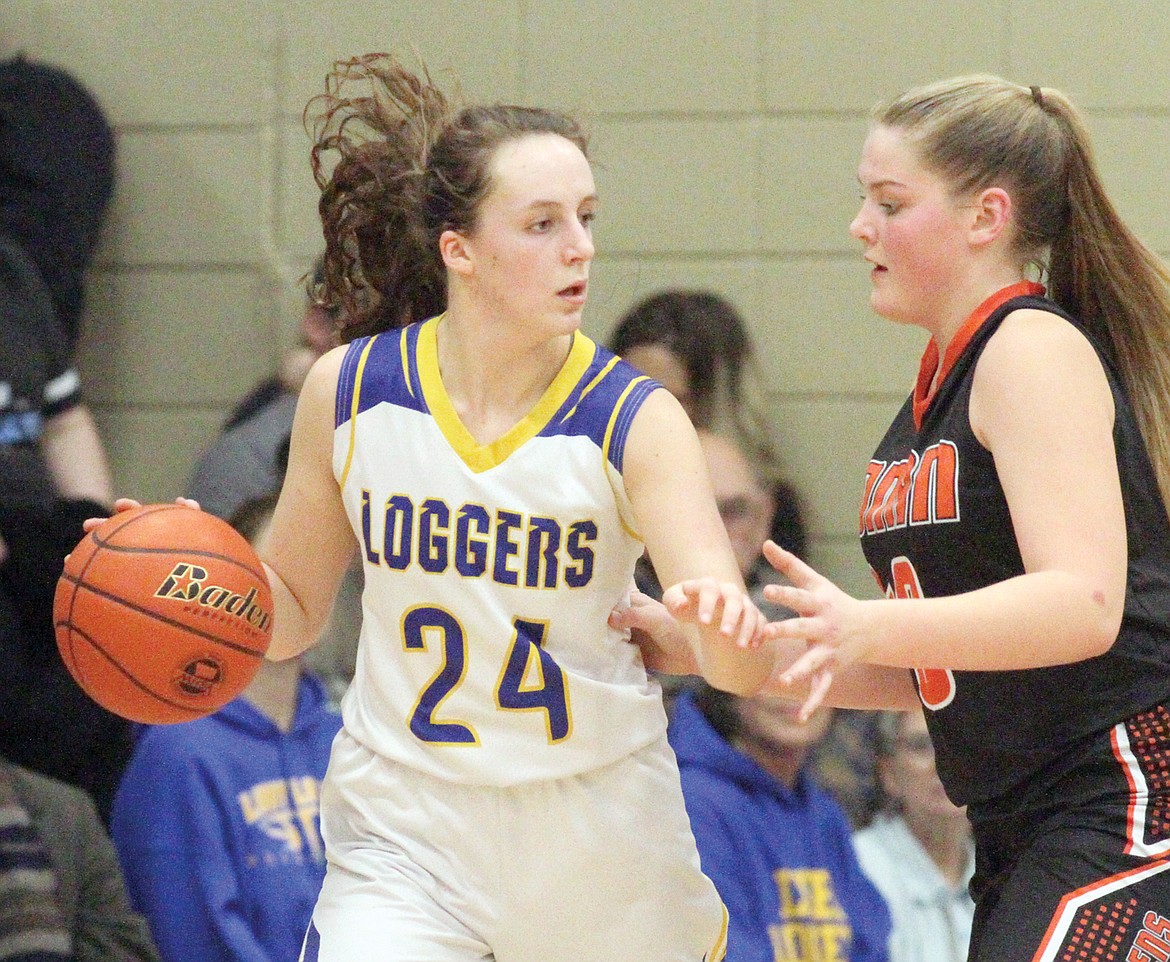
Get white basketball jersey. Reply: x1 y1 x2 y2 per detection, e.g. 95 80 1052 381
332 317 668 785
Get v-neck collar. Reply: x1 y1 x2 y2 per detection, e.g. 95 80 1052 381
912 280 1045 429
416 315 596 473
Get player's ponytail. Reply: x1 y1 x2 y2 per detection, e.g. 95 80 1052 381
307 54 452 339
306 53 588 341
877 75 1170 515
1045 99 1170 516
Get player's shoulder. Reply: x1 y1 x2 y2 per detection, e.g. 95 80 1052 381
553 333 661 421
994 304 1082 341
545 335 668 468
302 344 348 394
978 305 1104 388
574 337 665 413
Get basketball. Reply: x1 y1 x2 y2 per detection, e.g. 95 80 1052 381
53 503 274 725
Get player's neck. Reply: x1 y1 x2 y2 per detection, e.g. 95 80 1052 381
930 266 1028 357
435 310 572 445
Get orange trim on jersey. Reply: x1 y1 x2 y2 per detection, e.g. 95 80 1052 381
912 280 1045 430
1113 721 1143 856
1030 855 1170 962
337 336 378 490
1110 719 1170 859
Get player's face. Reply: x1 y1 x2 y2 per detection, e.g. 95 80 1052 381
849 125 975 332
881 710 966 822
460 133 597 337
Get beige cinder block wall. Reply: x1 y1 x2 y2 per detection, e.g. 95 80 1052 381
6 2 1170 599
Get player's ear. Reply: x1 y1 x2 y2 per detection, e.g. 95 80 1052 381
440 229 474 276
969 187 1011 248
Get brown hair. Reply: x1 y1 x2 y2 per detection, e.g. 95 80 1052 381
876 75 1170 513
305 53 588 340
611 291 753 431
610 291 784 477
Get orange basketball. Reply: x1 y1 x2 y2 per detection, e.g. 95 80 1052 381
53 503 274 725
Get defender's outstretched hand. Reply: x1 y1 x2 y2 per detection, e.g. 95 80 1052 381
760 540 870 719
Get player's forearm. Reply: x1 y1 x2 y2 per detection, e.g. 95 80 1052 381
861 570 1120 671
762 645 919 710
262 562 328 661
41 404 114 505
693 629 776 696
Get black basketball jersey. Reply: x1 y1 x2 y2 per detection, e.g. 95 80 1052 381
859 283 1170 809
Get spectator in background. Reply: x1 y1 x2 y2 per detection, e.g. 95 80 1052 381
0 231 113 514
697 429 786 600
668 681 891 961
0 752 159 962
111 492 342 962
186 257 359 701
853 709 975 962
609 291 767 457
609 289 806 563
615 299 883 826
0 52 115 348
187 256 338 523
0 57 125 822
693 429 881 827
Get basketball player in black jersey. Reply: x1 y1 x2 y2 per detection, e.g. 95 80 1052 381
621 76 1170 961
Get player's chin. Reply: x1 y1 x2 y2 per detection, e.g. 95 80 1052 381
549 305 585 334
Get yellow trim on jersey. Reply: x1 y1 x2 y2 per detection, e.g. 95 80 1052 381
399 326 414 398
337 336 379 490
416 316 598 473
602 374 652 541
556 355 620 424
708 903 729 962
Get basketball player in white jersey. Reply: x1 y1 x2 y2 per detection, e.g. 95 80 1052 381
241 54 778 962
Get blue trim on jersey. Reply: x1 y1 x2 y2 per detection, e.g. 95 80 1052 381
300 920 320 962
401 323 426 403
335 321 660 474
336 326 431 429
335 338 365 429
607 376 658 473
539 347 660 472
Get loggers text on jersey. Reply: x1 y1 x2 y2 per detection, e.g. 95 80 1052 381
359 490 598 589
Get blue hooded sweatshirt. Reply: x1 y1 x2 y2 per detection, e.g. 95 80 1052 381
111 672 342 962
669 692 891 962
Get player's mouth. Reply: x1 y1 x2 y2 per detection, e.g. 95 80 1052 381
558 280 588 305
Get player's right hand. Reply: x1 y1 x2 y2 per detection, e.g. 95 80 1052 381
611 586 700 676
760 539 867 720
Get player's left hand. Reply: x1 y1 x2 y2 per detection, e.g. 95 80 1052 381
662 577 766 650
759 540 870 719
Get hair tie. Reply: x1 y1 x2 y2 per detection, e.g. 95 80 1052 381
1030 85 1044 106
